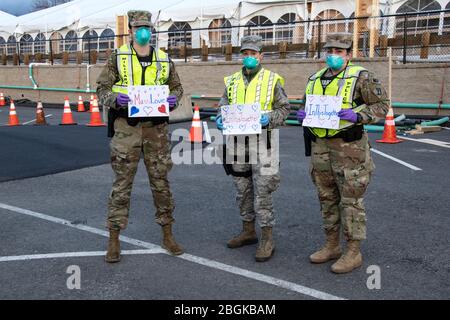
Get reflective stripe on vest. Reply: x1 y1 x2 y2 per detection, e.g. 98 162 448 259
112 44 170 94
224 68 284 113
305 64 366 138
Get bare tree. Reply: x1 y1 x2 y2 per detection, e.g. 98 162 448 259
32 0 73 12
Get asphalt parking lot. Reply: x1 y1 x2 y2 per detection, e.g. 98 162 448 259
0 104 449 300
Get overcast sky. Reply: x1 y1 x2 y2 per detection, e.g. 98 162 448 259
0 0 34 16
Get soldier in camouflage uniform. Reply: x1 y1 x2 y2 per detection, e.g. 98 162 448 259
298 33 389 273
96 10 184 263
216 35 290 262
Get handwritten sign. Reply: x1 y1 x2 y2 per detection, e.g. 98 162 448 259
303 95 343 130
221 103 262 136
128 85 170 118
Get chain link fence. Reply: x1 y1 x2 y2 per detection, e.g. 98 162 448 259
0 9 449 65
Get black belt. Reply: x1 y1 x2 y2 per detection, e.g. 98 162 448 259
327 125 364 142
303 125 364 157
222 130 272 178
107 108 169 138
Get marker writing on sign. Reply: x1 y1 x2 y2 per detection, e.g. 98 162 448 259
307 104 339 120
132 93 167 105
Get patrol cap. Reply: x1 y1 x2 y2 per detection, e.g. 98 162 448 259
127 10 153 28
323 32 353 50
240 35 263 52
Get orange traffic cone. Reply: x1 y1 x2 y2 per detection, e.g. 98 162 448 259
60 97 77 126
77 96 86 113
8 100 20 126
189 106 204 143
34 101 48 126
0 93 5 107
377 108 402 144
89 94 94 112
87 98 106 127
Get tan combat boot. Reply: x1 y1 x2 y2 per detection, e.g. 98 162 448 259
227 221 258 249
255 227 275 262
331 240 363 274
310 231 342 264
105 229 121 263
162 225 184 256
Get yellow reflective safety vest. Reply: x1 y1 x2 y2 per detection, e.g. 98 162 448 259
112 44 170 94
305 63 366 138
224 68 284 113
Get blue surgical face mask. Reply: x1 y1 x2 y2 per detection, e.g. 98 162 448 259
326 54 345 71
134 27 151 46
243 56 259 70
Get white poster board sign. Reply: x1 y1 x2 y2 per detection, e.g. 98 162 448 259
221 103 262 136
303 95 343 130
128 85 170 118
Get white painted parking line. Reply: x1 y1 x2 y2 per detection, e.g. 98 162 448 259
0 202 161 251
0 250 163 263
371 148 422 171
179 254 344 300
0 202 345 300
23 114 53 125
401 137 450 149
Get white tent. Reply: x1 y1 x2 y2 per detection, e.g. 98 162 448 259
0 10 17 35
10 0 242 36
6 0 315 36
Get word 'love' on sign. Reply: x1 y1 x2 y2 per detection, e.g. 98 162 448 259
128 85 170 118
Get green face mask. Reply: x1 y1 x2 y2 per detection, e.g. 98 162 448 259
243 56 259 70
134 27 151 46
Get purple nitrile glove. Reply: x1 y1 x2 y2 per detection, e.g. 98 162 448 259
167 95 177 111
297 110 307 122
338 109 358 123
116 93 130 107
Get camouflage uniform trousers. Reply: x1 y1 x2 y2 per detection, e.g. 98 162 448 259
310 133 375 241
230 141 281 228
107 117 175 231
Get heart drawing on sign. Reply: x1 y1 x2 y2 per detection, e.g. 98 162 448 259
239 124 247 131
252 104 259 112
143 106 154 116
130 106 140 117
222 106 230 113
252 124 260 131
237 105 244 112
158 105 167 114
304 118 313 125
331 120 338 128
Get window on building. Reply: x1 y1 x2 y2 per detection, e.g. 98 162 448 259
65 31 78 52
0 37 5 55
208 19 232 47
19 34 33 54
50 32 63 54
7 36 17 55
34 33 46 54
276 13 301 43
245 16 273 45
83 30 99 52
168 22 192 48
99 29 115 51
443 2 450 33
396 0 442 35
314 10 346 43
